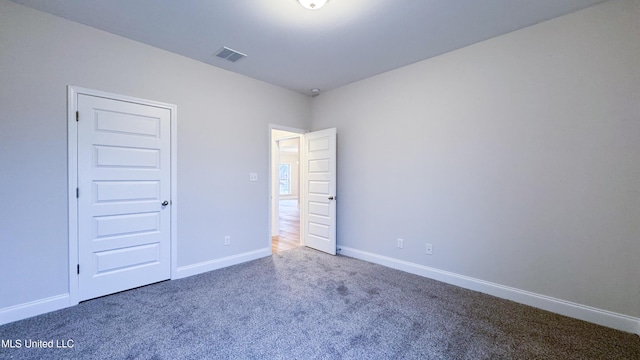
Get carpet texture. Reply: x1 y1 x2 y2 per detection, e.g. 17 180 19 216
1 247 638 359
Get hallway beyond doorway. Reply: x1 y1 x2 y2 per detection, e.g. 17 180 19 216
272 199 300 253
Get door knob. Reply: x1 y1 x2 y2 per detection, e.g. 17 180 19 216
328 196 334 200
162 201 169 206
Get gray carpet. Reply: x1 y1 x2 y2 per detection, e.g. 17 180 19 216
1 247 638 359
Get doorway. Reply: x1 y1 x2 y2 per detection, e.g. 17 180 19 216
269 125 338 255
271 128 303 253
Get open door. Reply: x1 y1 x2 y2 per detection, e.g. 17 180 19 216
302 128 337 255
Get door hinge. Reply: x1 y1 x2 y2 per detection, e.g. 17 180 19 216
77 264 80 274
76 188 79 198
76 111 79 122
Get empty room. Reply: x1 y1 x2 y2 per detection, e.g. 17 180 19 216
1 0 639 358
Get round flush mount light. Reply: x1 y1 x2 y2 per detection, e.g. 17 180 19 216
298 0 328 10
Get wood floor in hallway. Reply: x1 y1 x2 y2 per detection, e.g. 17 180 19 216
272 199 300 253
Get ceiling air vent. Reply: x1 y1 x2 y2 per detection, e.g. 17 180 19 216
215 46 247 63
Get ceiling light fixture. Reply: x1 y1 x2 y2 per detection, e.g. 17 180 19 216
298 0 328 10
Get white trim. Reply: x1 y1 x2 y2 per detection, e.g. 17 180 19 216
272 139 280 237
269 123 307 136
339 246 640 335
174 248 271 279
0 248 266 325
0 294 69 326
67 86 79 305
67 86 178 305
169 104 178 281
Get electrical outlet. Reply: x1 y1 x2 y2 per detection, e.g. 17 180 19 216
249 173 258 182
397 238 404 249
224 236 231 246
425 243 432 255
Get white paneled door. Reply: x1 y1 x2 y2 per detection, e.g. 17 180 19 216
77 94 171 301
302 128 337 255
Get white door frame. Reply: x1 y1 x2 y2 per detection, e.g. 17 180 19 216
268 124 305 251
67 86 178 306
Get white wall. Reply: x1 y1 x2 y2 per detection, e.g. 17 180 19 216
0 0 310 314
312 0 640 321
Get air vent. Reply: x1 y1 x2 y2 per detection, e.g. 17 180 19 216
215 46 247 63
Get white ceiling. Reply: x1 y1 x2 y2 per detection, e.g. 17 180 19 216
12 0 607 96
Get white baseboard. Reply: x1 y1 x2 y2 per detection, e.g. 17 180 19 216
1 249 272 326
174 248 271 279
339 246 640 335
0 294 70 326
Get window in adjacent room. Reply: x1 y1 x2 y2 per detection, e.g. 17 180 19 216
279 164 291 195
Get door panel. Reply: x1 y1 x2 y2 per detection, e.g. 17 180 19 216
93 181 160 203
303 128 337 255
78 94 171 301
94 146 160 168
94 243 160 275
